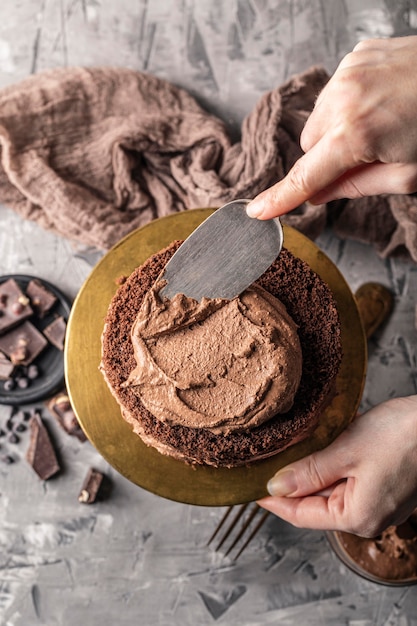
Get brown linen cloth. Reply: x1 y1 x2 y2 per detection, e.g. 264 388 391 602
0 65 417 261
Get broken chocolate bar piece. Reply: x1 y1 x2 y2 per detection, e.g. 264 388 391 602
48 392 86 442
0 278 33 335
0 350 14 380
43 316 66 351
0 321 48 366
26 278 57 318
78 468 104 504
26 413 60 480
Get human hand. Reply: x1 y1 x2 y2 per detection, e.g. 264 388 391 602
247 36 417 220
257 396 417 537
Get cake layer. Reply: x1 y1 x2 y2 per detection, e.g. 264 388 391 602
100 241 342 468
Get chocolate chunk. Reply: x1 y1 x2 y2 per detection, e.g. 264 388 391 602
26 278 57 318
1 454 14 465
0 279 33 335
27 364 40 380
48 392 86 442
0 350 14 380
16 375 29 389
78 468 104 504
43 316 66 351
0 321 48 366
26 414 60 480
3 379 15 391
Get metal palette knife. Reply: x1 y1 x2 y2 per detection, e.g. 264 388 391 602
159 199 284 301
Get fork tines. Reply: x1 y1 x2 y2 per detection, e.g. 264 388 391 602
207 503 269 561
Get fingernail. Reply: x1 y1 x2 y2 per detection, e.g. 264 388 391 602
267 469 297 497
246 198 265 218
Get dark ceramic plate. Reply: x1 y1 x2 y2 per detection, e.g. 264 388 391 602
0 274 72 405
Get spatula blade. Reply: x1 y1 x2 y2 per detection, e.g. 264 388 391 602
159 199 283 301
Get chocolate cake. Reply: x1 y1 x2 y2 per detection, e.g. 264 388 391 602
100 240 342 468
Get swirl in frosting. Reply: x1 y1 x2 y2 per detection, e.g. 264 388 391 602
123 282 302 435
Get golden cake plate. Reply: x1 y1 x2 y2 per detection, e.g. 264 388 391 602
65 209 366 507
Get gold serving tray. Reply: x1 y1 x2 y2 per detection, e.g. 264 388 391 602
65 209 366 506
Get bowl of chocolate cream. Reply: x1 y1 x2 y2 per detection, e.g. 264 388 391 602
327 511 417 586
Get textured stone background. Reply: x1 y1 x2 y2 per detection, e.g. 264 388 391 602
1 1 417 625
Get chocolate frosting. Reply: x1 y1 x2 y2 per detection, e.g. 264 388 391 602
337 512 417 581
124 282 302 434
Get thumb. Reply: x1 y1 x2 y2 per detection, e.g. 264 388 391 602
266 448 347 498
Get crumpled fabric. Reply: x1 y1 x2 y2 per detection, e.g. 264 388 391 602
0 65 416 261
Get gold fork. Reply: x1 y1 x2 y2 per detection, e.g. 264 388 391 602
207 283 393 560
207 503 270 561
